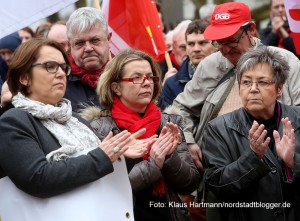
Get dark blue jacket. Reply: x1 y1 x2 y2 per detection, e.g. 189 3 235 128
64 75 100 112
0 57 8 82
0 75 2 90
160 58 191 109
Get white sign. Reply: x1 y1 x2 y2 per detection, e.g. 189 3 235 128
0 0 78 39
0 154 134 221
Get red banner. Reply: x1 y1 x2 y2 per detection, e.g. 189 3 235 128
284 0 300 55
102 0 166 61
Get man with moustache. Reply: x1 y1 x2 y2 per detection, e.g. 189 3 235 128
65 7 111 112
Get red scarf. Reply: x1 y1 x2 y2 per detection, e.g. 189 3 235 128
69 54 108 88
278 28 291 49
111 96 166 196
169 51 180 70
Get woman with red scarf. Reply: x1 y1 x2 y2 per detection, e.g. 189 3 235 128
82 49 200 221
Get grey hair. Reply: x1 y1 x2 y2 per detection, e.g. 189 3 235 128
172 20 192 41
66 7 109 40
236 47 289 89
199 3 216 19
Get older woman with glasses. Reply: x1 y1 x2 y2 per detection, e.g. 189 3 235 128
0 39 149 221
81 49 200 221
202 47 300 221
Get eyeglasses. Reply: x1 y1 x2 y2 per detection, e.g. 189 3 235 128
118 75 160 84
240 80 276 89
31 61 71 76
212 29 245 49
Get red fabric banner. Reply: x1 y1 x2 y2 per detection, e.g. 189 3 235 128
284 0 300 55
102 0 166 61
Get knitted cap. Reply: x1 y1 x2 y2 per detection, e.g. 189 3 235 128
0 32 22 52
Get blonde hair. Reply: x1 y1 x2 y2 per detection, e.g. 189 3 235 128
97 49 162 110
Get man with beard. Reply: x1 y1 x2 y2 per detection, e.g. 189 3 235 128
65 7 111 112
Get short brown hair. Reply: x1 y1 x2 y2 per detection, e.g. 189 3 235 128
97 49 162 110
21 26 34 37
185 19 210 40
7 38 70 96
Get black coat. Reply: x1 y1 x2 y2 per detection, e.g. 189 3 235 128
0 108 113 198
64 75 100 112
202 103 300 221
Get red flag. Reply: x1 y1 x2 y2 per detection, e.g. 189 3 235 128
102 0 166 61
284 0 300 55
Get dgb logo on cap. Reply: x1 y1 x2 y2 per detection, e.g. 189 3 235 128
215 13 230 20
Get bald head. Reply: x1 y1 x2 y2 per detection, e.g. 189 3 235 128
47 23 70 53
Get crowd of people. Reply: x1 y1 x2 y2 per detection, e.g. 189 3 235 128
0 1 299 221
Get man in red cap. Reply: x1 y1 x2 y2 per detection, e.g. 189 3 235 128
172 2 300 219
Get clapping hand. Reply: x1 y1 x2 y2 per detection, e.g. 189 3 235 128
99 129 158 161
162 68 177 86
271 16 285 34
99 130 131 162
124 128 157 159
248 121 270 159
187 143 203 169
150 122 182 168
160 122 182 154
274 117 295 169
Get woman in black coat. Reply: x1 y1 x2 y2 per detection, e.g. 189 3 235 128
203 47 300 221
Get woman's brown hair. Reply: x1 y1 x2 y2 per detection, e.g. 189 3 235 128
7 38 70 96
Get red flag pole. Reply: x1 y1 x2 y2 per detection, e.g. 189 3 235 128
94 0 100 9
164 51 173 70
146 26 158 55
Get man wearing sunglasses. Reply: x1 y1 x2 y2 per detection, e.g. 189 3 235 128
172 2 300 216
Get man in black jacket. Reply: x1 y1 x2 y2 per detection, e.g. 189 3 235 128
65 7 111 112
259 0 298 57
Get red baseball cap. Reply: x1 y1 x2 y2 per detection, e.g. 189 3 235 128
204 2 252 40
